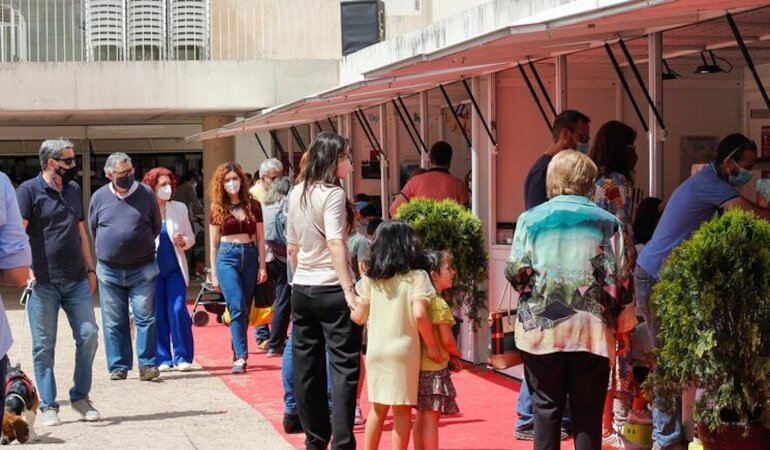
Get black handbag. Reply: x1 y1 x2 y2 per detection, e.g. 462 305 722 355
253 279 276 308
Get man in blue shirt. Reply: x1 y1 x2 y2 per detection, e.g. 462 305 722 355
0 170 32 432
636 133 770 450
89 153 161 383
16 139 101 426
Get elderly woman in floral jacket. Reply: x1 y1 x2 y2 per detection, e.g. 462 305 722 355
505 150 636 450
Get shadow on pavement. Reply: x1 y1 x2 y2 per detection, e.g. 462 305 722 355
93 409 226 426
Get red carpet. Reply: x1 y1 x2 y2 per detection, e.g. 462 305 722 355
191 315 539 449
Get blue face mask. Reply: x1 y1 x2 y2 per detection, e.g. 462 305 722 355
728 165 753 187
576 142 590 154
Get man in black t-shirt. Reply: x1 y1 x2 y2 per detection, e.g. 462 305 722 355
523 110 592 210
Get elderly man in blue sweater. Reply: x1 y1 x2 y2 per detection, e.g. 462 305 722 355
89 153 161 382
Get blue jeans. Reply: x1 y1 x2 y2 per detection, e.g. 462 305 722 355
216 242 257 359
96 261 159 371
282 332 333 416
155 269 194 366
634 266 684 448
254 325 270 343
517 377 572 431
28 279 98 410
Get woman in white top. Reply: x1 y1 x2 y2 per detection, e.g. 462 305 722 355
142 168 195 372
286 131 360 450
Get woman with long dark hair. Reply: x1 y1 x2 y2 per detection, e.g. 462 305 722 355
286 131 360 450
208 162 267 374
588 120 639 447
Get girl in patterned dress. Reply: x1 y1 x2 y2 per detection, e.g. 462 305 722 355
413 250 461 450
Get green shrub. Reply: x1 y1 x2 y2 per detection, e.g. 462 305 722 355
395 198 488 329
644 209 770 429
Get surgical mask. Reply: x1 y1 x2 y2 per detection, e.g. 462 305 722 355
576 142 590 154
224 179 241 194
157 185 172 201
729 166 753 187
337 157 353 179
55 165 78 183
115 173 134 190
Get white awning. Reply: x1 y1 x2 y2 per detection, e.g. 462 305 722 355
189 0 769 142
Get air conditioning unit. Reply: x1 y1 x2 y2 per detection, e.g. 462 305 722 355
0 4 28 62
127 0 166 60
84 0 126 61
169 0 209 61
341 0 384 56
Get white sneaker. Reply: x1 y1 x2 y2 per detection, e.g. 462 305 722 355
158 363 171 372
177 362 194 372
354 405 365 425
71 398 101 422
40 408 61 426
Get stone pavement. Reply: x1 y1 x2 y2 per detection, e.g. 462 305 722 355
0 287 294 450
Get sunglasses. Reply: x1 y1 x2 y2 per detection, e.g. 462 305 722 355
56 157 76 165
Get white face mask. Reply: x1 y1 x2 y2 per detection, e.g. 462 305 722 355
224 179 241 195
337 158 353 179
157 185 172 201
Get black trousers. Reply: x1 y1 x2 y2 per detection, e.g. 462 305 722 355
291 285 362 450
522 351 610 450
267 259 291 351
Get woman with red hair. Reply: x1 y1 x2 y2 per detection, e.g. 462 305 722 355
208 162 268 374
142 167 196 372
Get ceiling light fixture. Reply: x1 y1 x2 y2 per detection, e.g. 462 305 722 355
662 59 681 80
695 50 732 74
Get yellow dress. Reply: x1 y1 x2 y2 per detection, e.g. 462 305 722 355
357 270 436 405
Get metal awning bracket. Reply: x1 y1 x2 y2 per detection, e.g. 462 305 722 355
397 96 428 154
604 42 649 133
461 78 497 147
391 98 423 157
617 39 667 136
726 13 770 113
438 83 473 149
354 109 386 161
254 133 269 159
517 63 552 131
289 126 307 152
269 130 293 171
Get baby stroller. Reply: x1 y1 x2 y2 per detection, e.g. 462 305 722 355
191 280 227 327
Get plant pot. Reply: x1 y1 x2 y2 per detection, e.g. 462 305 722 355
697 423 770 450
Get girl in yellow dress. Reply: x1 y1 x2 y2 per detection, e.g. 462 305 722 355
350 221 441 450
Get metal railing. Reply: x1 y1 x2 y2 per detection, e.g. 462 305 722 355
0 0 210 61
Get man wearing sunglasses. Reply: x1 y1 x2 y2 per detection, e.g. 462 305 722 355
636 133 770 450
15 139 101 426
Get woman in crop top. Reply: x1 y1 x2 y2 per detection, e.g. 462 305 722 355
209 162 267 374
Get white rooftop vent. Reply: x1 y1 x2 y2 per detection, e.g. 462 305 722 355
127 0 166 60
169 0 209 60
0 4 27 62
84 0 126 61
